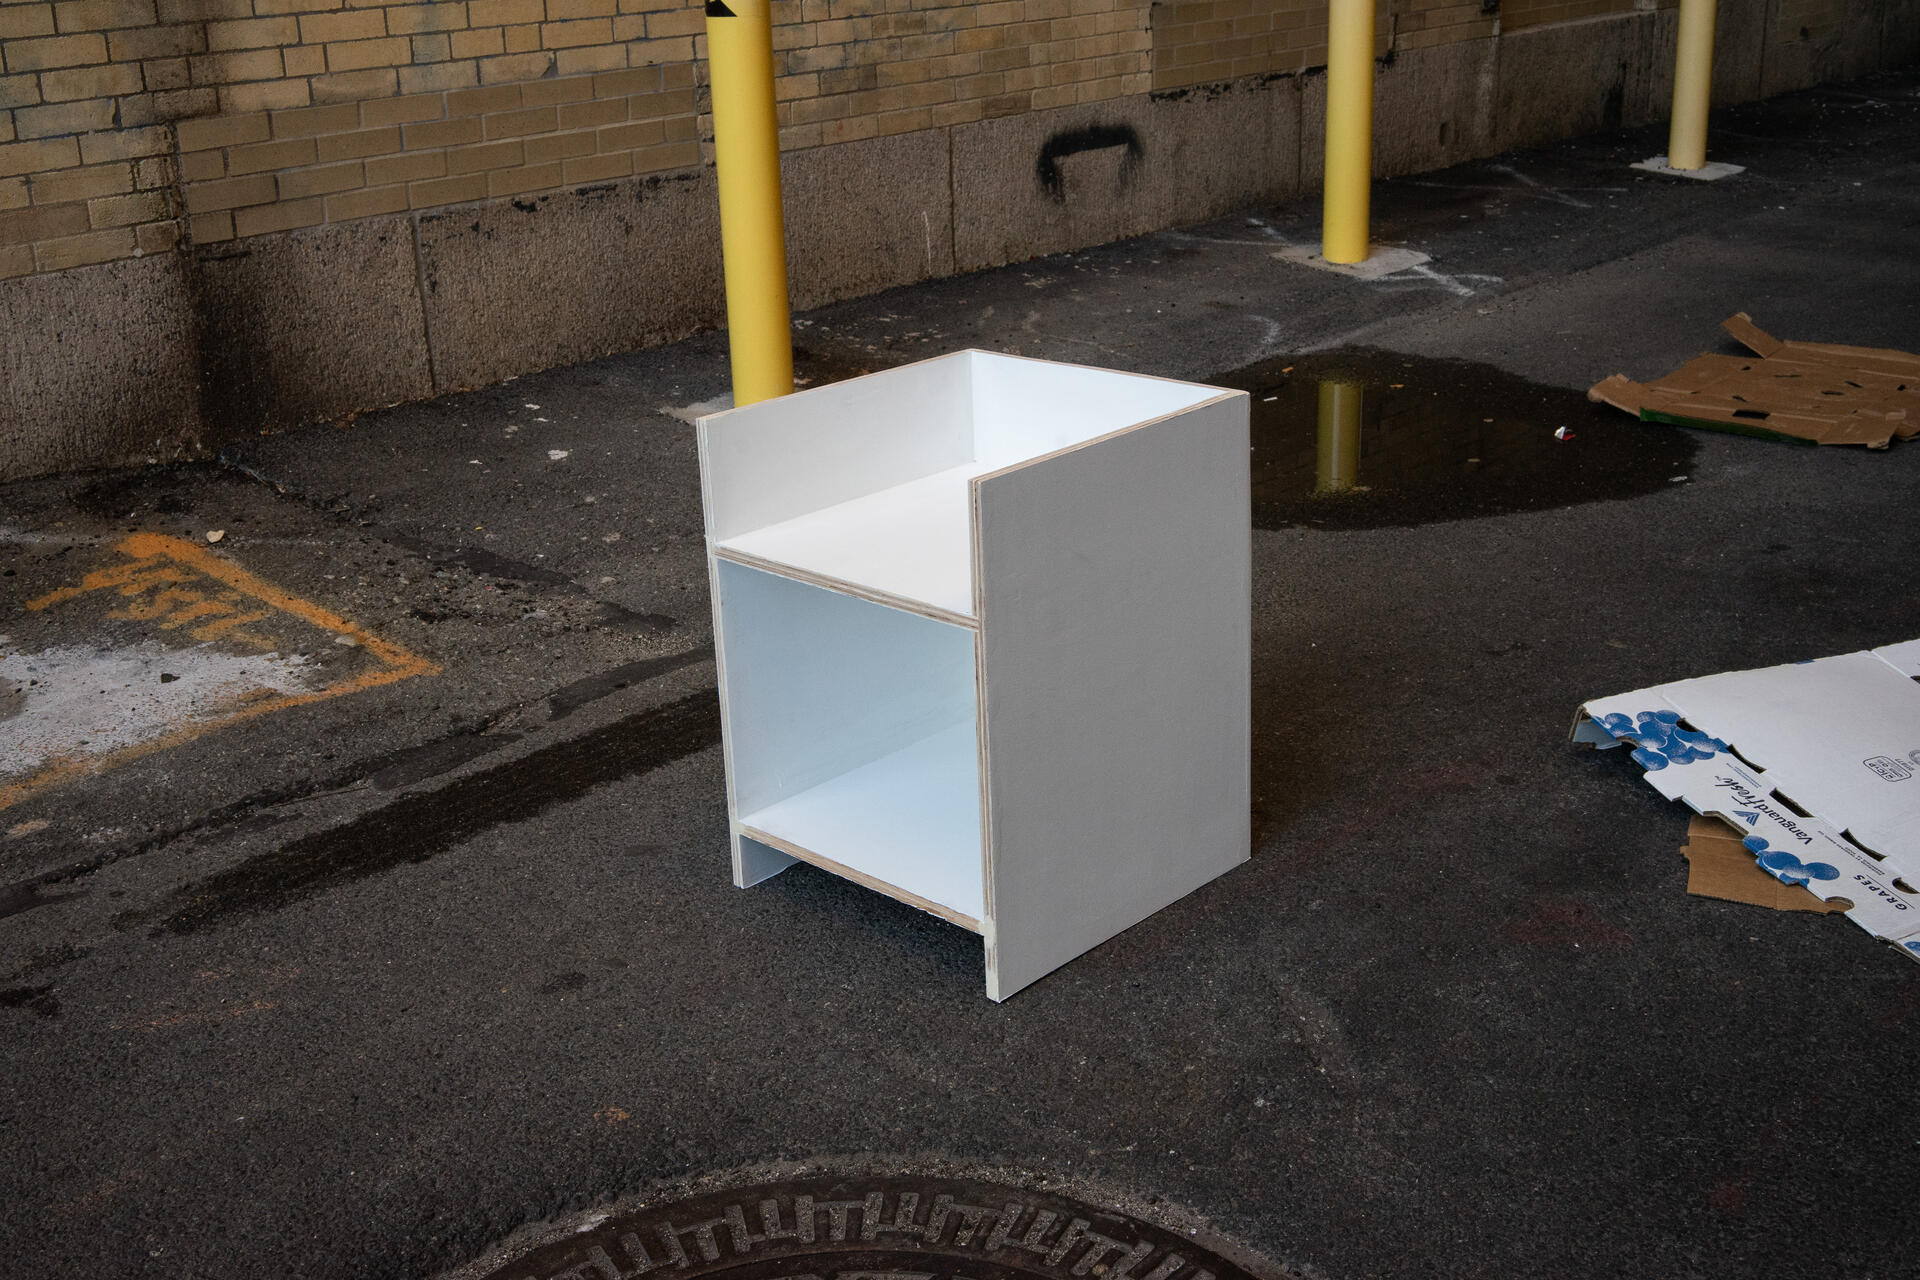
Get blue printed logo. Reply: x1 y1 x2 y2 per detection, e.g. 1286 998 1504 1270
1596 710 1730 771
1906 940 1920 956
1732 810 1761 826
1743 835 1839 886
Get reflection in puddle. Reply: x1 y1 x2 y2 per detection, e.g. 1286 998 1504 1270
1216 349 1700 529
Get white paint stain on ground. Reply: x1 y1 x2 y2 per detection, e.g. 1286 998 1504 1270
0 642 317 781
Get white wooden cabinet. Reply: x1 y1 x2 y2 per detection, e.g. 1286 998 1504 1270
697 350 1250 1000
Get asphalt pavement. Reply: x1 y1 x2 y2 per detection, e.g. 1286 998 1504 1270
4 64 1919 1280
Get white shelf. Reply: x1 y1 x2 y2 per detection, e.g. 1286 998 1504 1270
715 462 988 622
738 720 984 929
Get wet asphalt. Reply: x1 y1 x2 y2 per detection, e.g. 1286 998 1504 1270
4 65 1920 1280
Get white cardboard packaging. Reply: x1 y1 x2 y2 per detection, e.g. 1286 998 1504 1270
1575 639 1920 963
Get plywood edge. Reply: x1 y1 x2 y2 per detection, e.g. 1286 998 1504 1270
967 389 1248 489
711 545 979 629
707 553 794 888
737 823 985 934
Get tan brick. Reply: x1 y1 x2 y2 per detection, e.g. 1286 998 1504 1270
182 172 275 213
315 125 399 162
14 100 115 140
408 170 485 207
0 6 55 41
105 22 201 61
31 160 130 203
0 203 88 246
275 160 362 199
298 9 385 43
6 33 107 72
135 217 179 253
544 16 614 46
645 8 702 38
487 158 560 195
628 86 694 119
115 93 162 128
325 182 408 220
588 67 651 97
39 64 143 103
631 137 696 173
87 188 167 228
187 208 231 241
524 129 594 163
232 197 321 236
176 143 226 180
190 49 286 84
617 0 681 11
35 225 135 270
327 37 410 71
276 47 323 78
409 31 451 60
445 138 521 174
78 124 169 164
399 60 480 93
387 3 470 34
270 103 359 139
157 0 253 17
596 118 660 151
521 75 599 107
630 35 693 66
206 15 296 50
562 150 629 184
402 116 483 148
133 154 174 187
558 96 624 130
479 51 556 82
548 0 615 17
0 244 34 277
503 21 541 52
484 105 557 139
0 76 41 111
312 68 398 102
0 118 11 145
468 0 542 25
143 57 192 89
0 177 28 211
661 60 694 89
359 93 443 126
220 79 312 113
445 83 520 116
364 149 443 184
226 136 315 175
450 26 505 58
661 112 694 141
555 44 626 75
52 0 154 30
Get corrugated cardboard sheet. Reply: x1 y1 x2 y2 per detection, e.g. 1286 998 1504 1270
1589 313 1920 446
1575 639 1920 964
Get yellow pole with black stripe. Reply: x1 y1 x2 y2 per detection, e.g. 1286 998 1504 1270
704 0 793 406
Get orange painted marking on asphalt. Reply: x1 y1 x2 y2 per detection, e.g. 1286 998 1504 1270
3 533 439 811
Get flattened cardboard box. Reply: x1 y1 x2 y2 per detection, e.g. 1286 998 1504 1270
1574 639 1920 963
1681 815 1848 914
1589 313 1920 447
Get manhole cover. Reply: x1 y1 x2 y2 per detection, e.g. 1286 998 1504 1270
457 1175 1276 1280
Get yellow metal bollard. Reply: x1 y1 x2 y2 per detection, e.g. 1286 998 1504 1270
1322 0 1376 265
1315 381 1363 494
1667 0 1718 171
705 0 793 406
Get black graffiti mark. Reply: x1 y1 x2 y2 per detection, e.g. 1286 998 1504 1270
1035 124 1144 203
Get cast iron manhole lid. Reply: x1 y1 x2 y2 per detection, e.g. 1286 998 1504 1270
457 1174 1277 1280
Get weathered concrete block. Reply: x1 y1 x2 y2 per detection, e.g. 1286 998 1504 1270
1762 2 1886 96
1712 0 1772 106
1492 14 1651 154
415 170 723 392
192 215 432 442
0 253 200 481
1301 37 1500 192
781 128 955 312
950 79 1300 274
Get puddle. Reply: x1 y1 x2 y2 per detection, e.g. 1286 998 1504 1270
1214 349 1698 529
